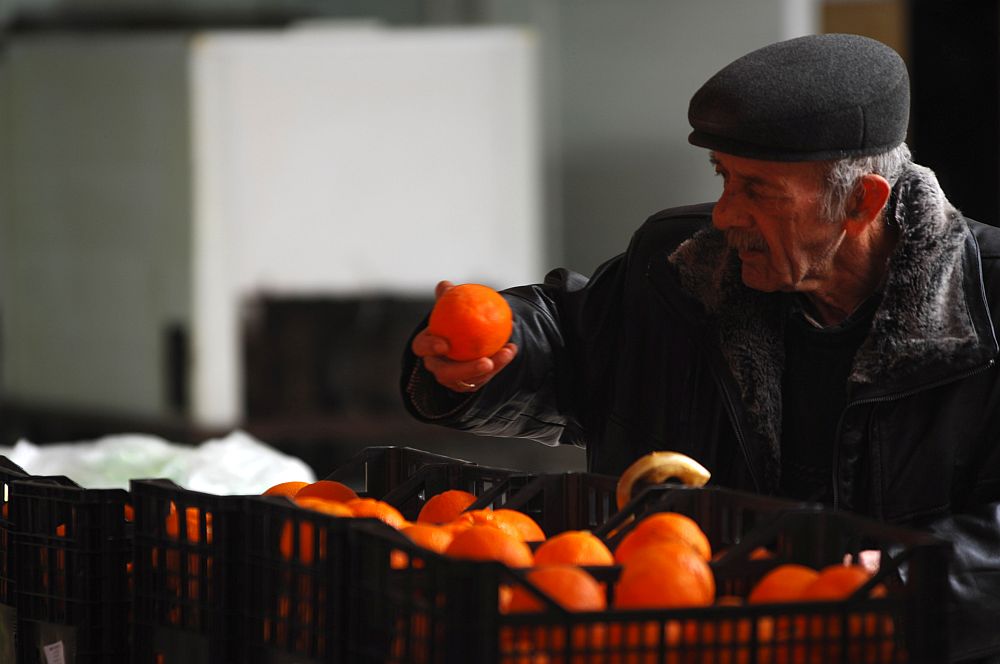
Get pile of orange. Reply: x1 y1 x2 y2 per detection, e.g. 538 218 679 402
257 478 896 664
260 478 415 563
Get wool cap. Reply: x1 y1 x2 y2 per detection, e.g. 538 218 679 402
688 33 909 161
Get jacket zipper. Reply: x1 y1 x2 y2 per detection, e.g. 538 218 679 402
831 358 996 510
716 371 762 492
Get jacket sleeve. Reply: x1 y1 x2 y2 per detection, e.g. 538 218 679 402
399 256 627 447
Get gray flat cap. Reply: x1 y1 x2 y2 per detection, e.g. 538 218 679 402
688 33 909 161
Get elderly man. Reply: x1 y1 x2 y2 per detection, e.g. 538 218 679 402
402 34 1000 661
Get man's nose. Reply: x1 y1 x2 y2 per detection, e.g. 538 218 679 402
712 188 749 230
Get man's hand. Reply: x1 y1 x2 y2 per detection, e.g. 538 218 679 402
411 280 518 393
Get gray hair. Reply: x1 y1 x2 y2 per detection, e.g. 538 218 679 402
820 143 912 222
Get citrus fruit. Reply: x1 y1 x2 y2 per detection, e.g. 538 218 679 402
444 524 534 567
748 564 820 604
614 540 715 609
345 498 406 529
417 489 478 524
165 504 213 544
491 509 546 542
799 565 892 664
294 497 354 518
427 283 513 361
507 565 606 613
799 564 874 601
294 480 358 503
262 481 310 497
504 566 607 663
392 523 456 569
402 523 455 553
614 511 711 563
532 530 614 567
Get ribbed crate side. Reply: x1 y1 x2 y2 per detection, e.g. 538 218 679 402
324 446 472 499
130 479 244 664
493 473 618 536
243 496 355 664
0 457 28 609
11 479 131 664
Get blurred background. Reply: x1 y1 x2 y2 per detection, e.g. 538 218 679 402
0 0 994 478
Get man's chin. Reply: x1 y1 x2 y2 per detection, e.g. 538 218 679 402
739 266 778 293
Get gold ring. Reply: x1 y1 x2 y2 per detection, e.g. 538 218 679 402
457 380 477 389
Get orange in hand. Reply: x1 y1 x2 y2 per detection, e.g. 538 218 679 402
427 283 513 361
417 489 478 524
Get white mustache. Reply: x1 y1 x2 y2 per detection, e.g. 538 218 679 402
726 231 767 252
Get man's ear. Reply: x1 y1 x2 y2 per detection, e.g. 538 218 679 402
844 174 891 235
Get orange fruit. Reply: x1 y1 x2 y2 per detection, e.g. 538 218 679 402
294 497 354 518
748 564 820 604
417 489 478 524
165 504 213 544
402 523 455 553
449 507 495 527
444 524 533 568
295 480 358 503
532 530 614 567
614 540 715 609
262 481 310 497
392 523 454 569
504 566 606 664
491 509 546 542
507 565 606 613
427 283 513 361
747 564 819 664
799 564 873 601
799 565 892 664
280 520 316 564
614 511 711 563
345 498 406 529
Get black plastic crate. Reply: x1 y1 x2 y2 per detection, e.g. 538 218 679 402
11 476 133 664
471 472 619 538
0 456 29 663
324 446 473 499
242 495 360 664
347 486 951 664
130 479 244 664
380 462 519 522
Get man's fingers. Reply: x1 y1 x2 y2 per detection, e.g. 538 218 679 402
490 343 518 370
411 330 449 357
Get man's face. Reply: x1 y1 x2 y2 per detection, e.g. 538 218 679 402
710 152 845 294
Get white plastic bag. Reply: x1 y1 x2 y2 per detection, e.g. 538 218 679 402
0 430 316 493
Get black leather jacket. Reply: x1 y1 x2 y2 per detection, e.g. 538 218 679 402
402 166 1000 661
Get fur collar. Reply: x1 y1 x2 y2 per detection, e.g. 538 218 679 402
667 163 982 491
